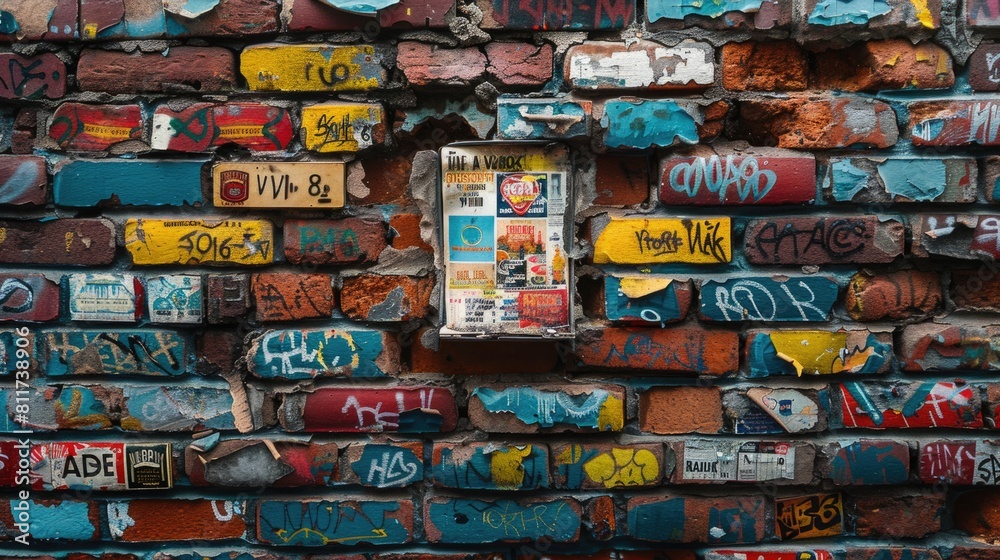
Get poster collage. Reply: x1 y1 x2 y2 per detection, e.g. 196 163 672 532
440 143 572 337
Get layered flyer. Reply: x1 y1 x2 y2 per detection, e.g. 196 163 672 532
440 142 573 338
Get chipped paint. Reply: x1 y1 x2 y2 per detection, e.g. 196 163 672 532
124 218 274 266
121 386 236 431
241 43 384 92
497 98 590 140
775 493 843 539
839 381 983 429
49 103 143 151
567 41 714 90
593 217 731 264
151 102 293 152
554 444 662 488
807 0 890 25
146 274 203 324
601 99 699 149
646 0 764 22
316 0 400 15
45 330 188 376
472 387 623 431
302 102 386 152
434 443 547 490
257 500 412 545
247 328 397 379
747 330 891 377
163 0 219 18
661 149 816 206
352 444 422 487
426 498 580 542
746 387 820 433
604 276 685 324
398 98 495 139
824 156 975 203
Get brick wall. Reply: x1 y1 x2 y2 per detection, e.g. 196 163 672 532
2 0 1000 558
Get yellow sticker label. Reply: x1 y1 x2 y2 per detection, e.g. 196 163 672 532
124 219 274 265
241 44 384 92
301 103 384 153
593 217 731 264
213 162 345 208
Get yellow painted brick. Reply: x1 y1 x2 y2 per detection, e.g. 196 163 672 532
301 102 385 153
241 43 384 92
125 219 274 266
593 217 731 264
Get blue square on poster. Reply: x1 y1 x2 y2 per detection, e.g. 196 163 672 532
448 215 495 262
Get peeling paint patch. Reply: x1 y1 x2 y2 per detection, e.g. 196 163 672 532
247 328 398 379
164 0 219 18
807 0 890 25
646 0 764 22
471 386 623 431
601 99 699 149
747 329 892 377
497 97 591 139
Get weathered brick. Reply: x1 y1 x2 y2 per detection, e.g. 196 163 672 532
950 546 999 560
744 216 904 265
258 499 412 545
845 548 942 560
738 97 898 149
151 102 293 152
397 42 486 87
11 109 36 154
853 493 944 538
956 489 1000 541
346 154 413 205
185 439 338 487
566 40 712 91
0 218 115 266
341 441 423 487
283 0 374 31
195 330 240 376
53 159 204 207
424 497 581 543
818 439 910 485
699 276 838 322
125 219 274 266
485 42 553 86
206 273 250 323
746 329 893 377
167 0 281 36
379 0 454 27
601 99 723 149
672 439 813 485
0 53 66 99
838 380 983 429
575 326 738 374
900 321 1000 371
910 101 1000 146
640 386 723 435
800 0 940 41
951 269 1000 311
822 156 976 203
721 41 807 91
48 103 143 152
121 386 238 432
432 441 549 490
775 493 843 540
302 102 386 153
745 386 828 434
627 494 766 543
468 384 624 433
918 440 997 485
0 498 99 541
240 43 384 92
646 0 787 29
813 40 952 91
340 275 434 322
552 443 664 489
971 43 1000 91
251 273 334 322
969 0 1000 27
281 386 458 433
284 218 387 265
912 214 1000 260
476 0 634 29
0 0 77 41
591 216 732 265
113 499 247 541
0 273 59 322
77 47 237 94
497 97 592 140
389 213 432 251
845 270 941 321
16 384 119 431
411 328 559 374
594 154 649 206
604 276 693 324
661 146 815 206
246 327 401 379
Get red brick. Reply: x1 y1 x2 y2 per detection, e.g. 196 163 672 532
206 273 250 324
593 155 649 206
738 96 898 149
185 439 338 487
12 109 37 154
639 386 723 435
195 330 240 376
252 273 334 322
0 155 46 205
379 0 453 28
0 218 115 266
951 545 1000 559
389 213 432 252
852 493 944 538
283 0 374 31
486 42 553 86
910 100 1000 146
169 0 280 36
721 41 807 91
845 270 942 321
813 40 953 92
0 0 77 42
116 499 247 541
627 494 766 543
575 327 738 375
955 489 1000 543
0 53 66 99
348 154 413 205
396 41 486 87
586 496 616 540
410 327 560 374
744 216 904 265
284 218 387 265
285 386 459 432
340 275 434 322
48 103 143 152
0 273 59 322
77 47 237 94
952 269 1000 311
970 42 1000 91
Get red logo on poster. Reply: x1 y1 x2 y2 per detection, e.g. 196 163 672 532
219 170 250 204
500 173 541 215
